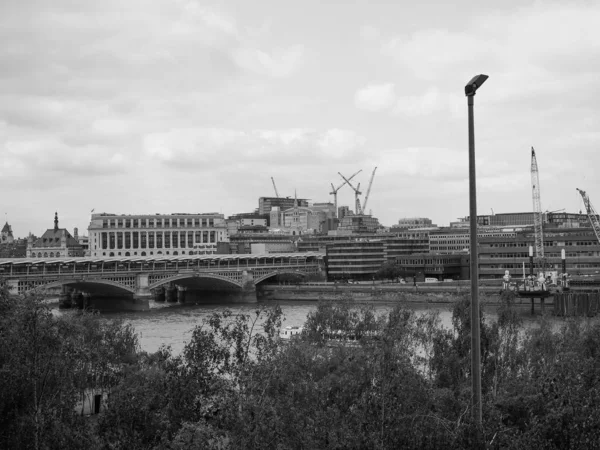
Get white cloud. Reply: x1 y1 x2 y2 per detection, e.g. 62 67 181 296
143 127 366 168
232 44 305 78
354 83 396 112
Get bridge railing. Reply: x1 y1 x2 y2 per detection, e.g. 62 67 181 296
0 257 322 279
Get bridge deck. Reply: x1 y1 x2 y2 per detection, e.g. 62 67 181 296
0 252 324 278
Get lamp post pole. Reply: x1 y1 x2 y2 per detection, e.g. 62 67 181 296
465 74 488 427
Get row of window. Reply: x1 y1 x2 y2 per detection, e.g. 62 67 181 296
101 250 214 257
101 217 218 229
99 231 217 250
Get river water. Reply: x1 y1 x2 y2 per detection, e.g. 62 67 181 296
80 299 544 355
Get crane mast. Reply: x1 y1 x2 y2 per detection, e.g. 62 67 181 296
531 147 544 259
338 172 362 214
330 170 361 218
271 177 280 198
361 166 378 214
576 188 600 244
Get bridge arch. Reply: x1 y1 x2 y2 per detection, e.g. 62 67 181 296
148 273 243 290
253 270 310 285
30 278 136 295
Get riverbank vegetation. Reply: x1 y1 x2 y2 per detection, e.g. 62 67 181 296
2 280 600 449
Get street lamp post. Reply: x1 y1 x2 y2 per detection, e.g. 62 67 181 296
465 74 488 426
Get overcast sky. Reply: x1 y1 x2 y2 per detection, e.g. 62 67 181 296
1 0 599 237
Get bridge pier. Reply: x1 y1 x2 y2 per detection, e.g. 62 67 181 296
153 286 165 302
177 285 187 303
239 270 257 303
59 285 73 309
166 284 177 303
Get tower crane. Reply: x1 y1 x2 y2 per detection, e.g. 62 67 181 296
338 172 362 214
330 170 361 218
531 147 545 261
361 166 378 215
576 188 600 244
271 177 280 198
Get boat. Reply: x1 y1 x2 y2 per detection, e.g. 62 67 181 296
279 326 304 340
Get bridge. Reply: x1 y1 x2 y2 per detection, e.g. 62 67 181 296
0 252 325 310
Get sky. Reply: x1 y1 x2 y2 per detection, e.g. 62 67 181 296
1 0 600 237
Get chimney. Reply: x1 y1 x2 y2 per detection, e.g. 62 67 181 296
74 227 78 240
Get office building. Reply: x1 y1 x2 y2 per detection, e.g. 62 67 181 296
87 212 227 257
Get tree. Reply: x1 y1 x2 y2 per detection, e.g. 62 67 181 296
375 260 404 281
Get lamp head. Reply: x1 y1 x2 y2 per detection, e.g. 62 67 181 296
465 74 489 96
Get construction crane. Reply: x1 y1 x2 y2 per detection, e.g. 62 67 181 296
271 177 279 198
576 188 600 244
330 170 361 218
338 172 362 214
531 147 544 260
361 166 378 215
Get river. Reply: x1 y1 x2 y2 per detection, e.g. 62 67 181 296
75 299 545 354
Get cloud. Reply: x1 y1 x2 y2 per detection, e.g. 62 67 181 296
143 127 367 169
354 83 396 112
232 45 305 78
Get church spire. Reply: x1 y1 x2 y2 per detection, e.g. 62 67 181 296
54 212 59 231
294 189 298 208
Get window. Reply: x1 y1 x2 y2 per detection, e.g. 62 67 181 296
149 233 155 248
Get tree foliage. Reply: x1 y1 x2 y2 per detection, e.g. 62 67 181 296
3 281 600 449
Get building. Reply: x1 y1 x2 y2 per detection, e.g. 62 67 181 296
326 240 385 280
338 206 351 220
1 222 14 244
336 214 380 234
394 217 435 230
478 226 600 279
258 197 308 216
27 213 85 258
228 233 296 254
394 254 469 281
73 227 90 256
429 227 523 254
87 212 228 257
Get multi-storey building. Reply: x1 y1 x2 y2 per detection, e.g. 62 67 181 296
429 227 521 254
87 212 227 257
478 226 600 279
27 213 85 258
326 240 385 280
393 217 435 230
337 215 380 234
258 197 308 215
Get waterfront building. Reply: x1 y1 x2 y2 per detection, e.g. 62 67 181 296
326 240 385 280
478 226 600 279
87 212 227 257
258 197 308 215
27 213 85 258
429 227 522 254
394 253 469 281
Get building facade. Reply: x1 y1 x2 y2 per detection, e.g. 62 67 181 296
1 222 14 244
27 213 85 258
394 217 435 230
87 212 228 257
326 240 385 280
478 226 600 279
258 197 308 215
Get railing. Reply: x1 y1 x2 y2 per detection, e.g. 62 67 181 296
1 260 321 280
